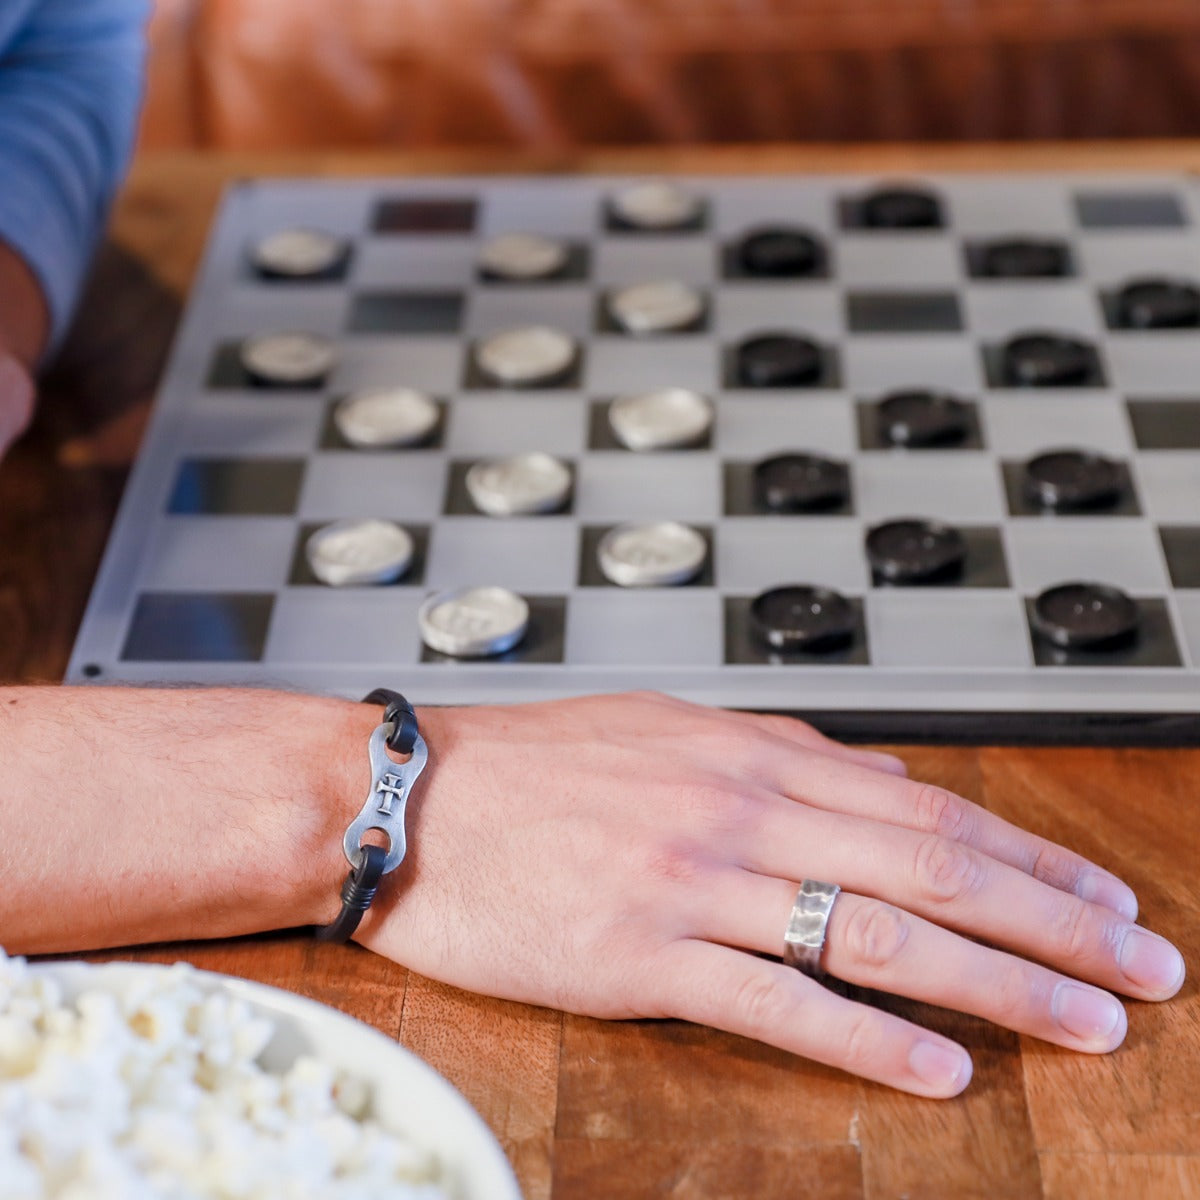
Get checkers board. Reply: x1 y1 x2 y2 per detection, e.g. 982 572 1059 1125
67 173 1200 744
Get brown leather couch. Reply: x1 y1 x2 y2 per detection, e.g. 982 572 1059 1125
142 0 1200 149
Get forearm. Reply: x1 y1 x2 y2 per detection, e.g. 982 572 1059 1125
0 686 374 954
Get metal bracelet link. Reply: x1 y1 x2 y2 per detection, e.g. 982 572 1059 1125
314 690 427 943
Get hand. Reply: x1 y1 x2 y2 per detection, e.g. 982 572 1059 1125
354 692 1183 1097
0 349 34 458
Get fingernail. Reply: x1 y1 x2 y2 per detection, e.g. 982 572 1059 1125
1077 872 1139 922
1119 929 1185 995
1053 982 1123 1043
908 1040 971 1092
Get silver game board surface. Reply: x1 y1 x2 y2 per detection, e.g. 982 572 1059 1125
67 173 1200 743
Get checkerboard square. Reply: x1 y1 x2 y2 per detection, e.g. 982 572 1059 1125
566 591 720 665
168 458 306 516
846 290 963 334
266 590 425 665
373 197 478 233
854 454 1005 522
1006 519 1168 592
715 518 867 592
348 291 464 334
866 592 1031 667
424 519 578 591
1128 399 1200 450
122 592 274 662
1075 191 1187 229
1160 526 1200 589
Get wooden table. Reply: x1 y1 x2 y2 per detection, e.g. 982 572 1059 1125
6 144 1200 1200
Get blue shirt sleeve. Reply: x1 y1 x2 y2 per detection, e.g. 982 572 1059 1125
0 0 147 353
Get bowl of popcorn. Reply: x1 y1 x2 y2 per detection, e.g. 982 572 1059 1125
0 950 522 1199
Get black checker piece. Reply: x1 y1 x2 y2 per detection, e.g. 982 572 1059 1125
738 227 824 277
1001 332 1096 387
975 237 1071 279
866 519 967 585
860 186 943 229
736 333 823 387
753 453 850 513
1023 450 1123 512
1031 582 1140 650
1114 278 1200 329
750 585 857 652
877 390 971 447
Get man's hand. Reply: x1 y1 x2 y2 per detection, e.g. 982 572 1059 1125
355 692 1183 1099
0 348 34 457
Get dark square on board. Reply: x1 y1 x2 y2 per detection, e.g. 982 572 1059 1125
121 592 274 662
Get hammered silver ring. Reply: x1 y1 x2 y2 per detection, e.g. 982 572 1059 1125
782 879 841 978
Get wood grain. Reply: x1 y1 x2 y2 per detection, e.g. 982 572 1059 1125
7 145 1200 1197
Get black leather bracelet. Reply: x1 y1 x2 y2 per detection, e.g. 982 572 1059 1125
313 689 427 943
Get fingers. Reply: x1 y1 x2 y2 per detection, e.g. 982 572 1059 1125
698 871 1129 1055
748 744 1138 920
654 938 973 1098
737 800 1183 1001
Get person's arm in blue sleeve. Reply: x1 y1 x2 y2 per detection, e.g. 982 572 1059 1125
0 0 146 454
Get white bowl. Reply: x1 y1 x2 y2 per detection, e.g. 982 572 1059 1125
28 960 523 1200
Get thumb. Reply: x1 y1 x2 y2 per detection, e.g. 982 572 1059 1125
0 352 35 458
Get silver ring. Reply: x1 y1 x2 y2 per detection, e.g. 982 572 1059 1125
783 879 841 978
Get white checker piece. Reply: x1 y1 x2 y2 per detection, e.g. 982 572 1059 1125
419 586 530 658
475 325 578 386
251 228 348 278
465 452 572 516
597 521 707 587
608 388 713 451
335 387 440 448
305 518 414 586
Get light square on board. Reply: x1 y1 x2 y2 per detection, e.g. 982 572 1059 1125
298 453 446 520
1104 338 1200 394
465 287 594 338
834 235 960 285
565 591 721 666
853 453 1005 522
573 454 720 522
963 282 1102 339
715 395 856 458
841 336 983 392
265 590 425 666
423 518 578 592
332 336 464 393
351 237 476 289
1005 519 1168 593
586 339 718 393
713 285 842 340
1133 452 1200 521
139 517 294 590
593 237 717 285
444 395 587 457
865 591 1032 668
715 517 868 593
980 393 1132 457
